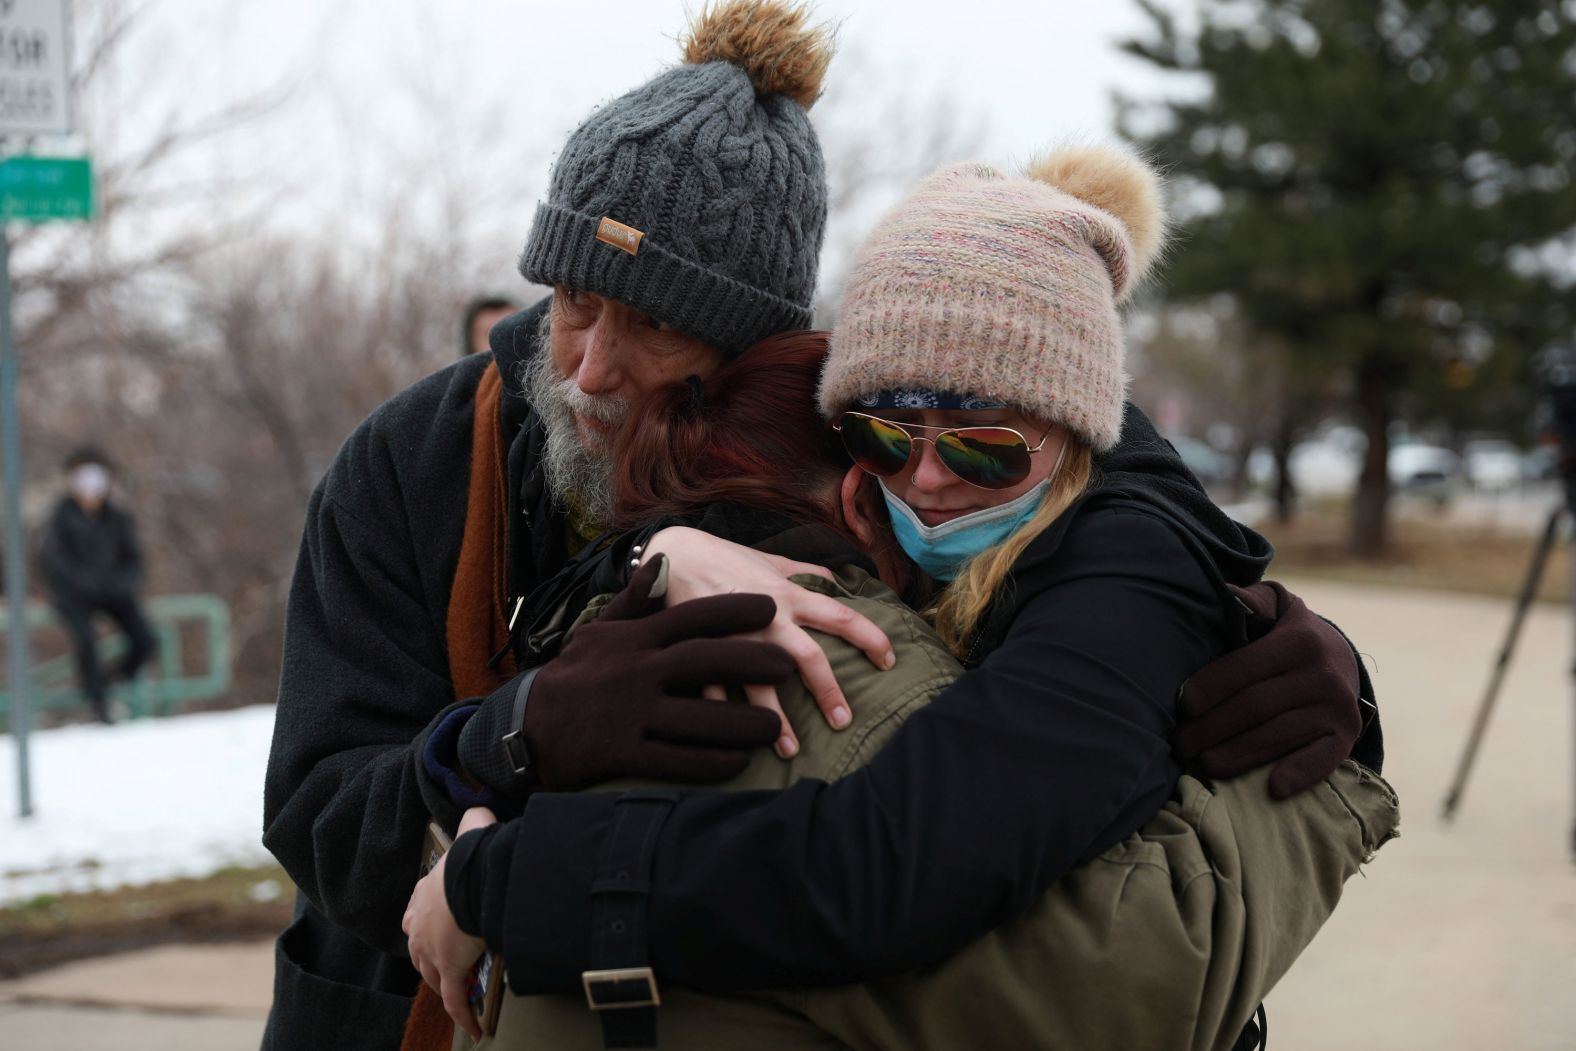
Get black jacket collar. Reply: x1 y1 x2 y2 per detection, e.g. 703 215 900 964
489 297 566 610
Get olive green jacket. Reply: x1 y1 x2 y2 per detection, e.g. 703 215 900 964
461 567 1399 1051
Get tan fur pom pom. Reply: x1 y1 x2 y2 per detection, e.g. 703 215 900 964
681 1 835 110
1026 144 1167 286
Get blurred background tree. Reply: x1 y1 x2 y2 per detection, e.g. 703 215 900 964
1128 294 1339 521
1119 0 1576 555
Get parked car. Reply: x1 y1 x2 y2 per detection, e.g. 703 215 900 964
1521 444 1561 482
1290 432 1363 497
1462 439 1523 491
1388 440 1459 501
1167 435 1233 491
1247 426 1464 501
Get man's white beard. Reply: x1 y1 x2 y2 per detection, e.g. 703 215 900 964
521 316 629 531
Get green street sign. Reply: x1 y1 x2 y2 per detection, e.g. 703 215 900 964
0 156 92 222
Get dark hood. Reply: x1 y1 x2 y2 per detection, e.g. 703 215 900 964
1092 403 1272 586
1015 403 1272 588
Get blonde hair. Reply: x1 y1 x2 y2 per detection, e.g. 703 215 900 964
930 442 1095 659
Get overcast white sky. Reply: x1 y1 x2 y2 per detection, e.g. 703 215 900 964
100 0 1189 294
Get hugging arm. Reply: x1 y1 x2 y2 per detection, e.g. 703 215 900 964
266 422 806 958
790 764 1398 1051
622 528 1377 793
412 556 791 808
518 520 896 753
473 508 1223 993
1175 580 1381 797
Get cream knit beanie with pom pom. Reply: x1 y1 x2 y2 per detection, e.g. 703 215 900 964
819 145 1165 452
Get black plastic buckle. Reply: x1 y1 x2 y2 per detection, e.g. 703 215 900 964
499 667 540 776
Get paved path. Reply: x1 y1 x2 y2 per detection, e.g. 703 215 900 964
1 578 1572 1050
0 1002 264 1051
0 942 269 1050
1264 578 1576 1051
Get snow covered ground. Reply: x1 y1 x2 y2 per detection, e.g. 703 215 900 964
0 706 277 905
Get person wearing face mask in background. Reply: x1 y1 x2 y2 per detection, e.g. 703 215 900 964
39 446 157 725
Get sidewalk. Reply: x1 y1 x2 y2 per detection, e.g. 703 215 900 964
1263 578 1576 1051
0 941 270 1050
1 577 1572 1050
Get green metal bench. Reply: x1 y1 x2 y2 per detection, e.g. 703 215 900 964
0 593 231 720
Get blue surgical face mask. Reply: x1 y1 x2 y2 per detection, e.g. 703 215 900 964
879 478 1050 582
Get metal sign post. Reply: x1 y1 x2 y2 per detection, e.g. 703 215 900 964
1 224 29 817
1 0 77 819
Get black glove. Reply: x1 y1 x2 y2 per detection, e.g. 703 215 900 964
519 554 790 788
1173 580 1363 800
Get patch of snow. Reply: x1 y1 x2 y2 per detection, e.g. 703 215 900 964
248 878 284 903
0 706 277 904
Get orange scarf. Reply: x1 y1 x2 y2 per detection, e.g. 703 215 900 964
401 360 519 1051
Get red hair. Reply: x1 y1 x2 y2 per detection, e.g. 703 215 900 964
609 331 850 536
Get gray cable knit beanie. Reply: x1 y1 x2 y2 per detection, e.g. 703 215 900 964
519 1 832 355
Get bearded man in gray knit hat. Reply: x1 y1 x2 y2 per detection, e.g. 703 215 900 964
514 3 829 539
258 5 889 1049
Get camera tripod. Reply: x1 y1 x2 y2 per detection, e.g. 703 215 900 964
1440 496 1575 855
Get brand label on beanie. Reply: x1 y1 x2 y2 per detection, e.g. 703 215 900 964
595 217 644 256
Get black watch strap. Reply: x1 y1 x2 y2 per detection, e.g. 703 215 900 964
459 666 542 795
583 790 677 1048
499 666 541 777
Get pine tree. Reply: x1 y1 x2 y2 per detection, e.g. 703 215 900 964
1120 0 1576 554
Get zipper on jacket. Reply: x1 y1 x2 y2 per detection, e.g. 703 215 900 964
487 597 527 671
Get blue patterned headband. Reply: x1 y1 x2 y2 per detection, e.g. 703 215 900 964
853 389 1008 411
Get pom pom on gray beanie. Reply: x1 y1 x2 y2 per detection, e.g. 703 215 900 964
519 1 833 355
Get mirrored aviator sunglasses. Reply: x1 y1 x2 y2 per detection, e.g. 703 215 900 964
834 411 1046 491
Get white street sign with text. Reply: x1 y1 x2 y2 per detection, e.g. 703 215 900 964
0 0 69 136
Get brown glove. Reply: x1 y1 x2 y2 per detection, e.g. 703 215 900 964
522 554 791 788
1173 580 1363 800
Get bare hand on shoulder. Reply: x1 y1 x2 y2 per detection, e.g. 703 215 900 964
641 527 896 758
